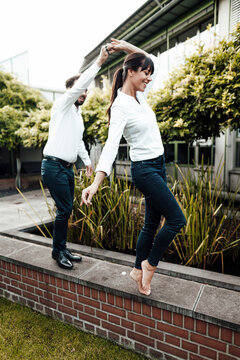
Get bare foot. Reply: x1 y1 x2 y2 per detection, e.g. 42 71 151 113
130 268 146 295
141 260 157 296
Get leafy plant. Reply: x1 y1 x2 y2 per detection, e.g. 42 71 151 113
68 169 144 253
170 161 240 272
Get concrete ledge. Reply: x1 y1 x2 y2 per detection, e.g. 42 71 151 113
1 227 240 294
0 234 240 332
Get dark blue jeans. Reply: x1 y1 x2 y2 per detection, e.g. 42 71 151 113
41 159 74 257
131 154 186 269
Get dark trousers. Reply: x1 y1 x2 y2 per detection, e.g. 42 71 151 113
41 159 74 257
131 154 186 269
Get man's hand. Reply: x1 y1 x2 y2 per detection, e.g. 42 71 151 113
86 165 93 177
80 183 98 206
97 44 111 67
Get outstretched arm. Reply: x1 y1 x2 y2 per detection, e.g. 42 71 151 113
109 38 148 56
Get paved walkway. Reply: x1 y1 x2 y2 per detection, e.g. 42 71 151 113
0 189 54 232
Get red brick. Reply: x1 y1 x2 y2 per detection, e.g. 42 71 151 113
234 331 240 346
157 341 187 359
221 328 233 343
96 328 107 337
84 286 90 297
133 301 141 314
128 312 155 328
44 274 50 283
74 302 84 312
190 354 204 360
40 298 57 309
63 280 69 290
7 286 21 295
128 330 154 347
102 321 125 336
115 296 123 308
149 329 163 341
108 332 119 341
157 322 188 339
196 320 207 335
78 295 99 308
163 310 172 323
173 313 183 327
85 323 94 332
102 303 125 317
4 277 10 284
142 304 151 317
182 340 198 353
58 289 77 301
107 293 115 305
6 272 21 281
77 284 83 295
96 310 107 320
11 264 16 272
135 342 148 353
70 282 76 293
124 298 132 311
85 306 95 316
11 280 19 288
121 319 134 330
190 333 226 352
229 345 240 358
135 323 149 335
109 315 120 325
56 274 63 289
208 324 220 339
22 277 38 287
99 291 106 302
53 295 62 304
91 289 99 300
38 272 44 282
44 291 53 301
49 275 56 286
58 305 77 317
64 315 73 323
165 334 180 347
152 307 161 320
63 298 72 307
200 346 217 360
27 269 33 278
219 353 237 360
185 316 195 330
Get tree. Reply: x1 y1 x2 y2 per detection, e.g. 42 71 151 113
150 24 240 143
0 70 51 186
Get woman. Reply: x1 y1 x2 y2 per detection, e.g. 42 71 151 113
81 39 186 295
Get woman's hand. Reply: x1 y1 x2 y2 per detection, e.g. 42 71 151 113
110 38 128 53
80 183 99 206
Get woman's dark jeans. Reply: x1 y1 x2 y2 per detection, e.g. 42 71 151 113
41 159 74 258
131 154 186 269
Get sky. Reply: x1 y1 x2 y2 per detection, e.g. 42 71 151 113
0 0 146 90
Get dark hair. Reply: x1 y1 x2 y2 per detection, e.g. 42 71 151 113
65 74 80 89
107 52 154 122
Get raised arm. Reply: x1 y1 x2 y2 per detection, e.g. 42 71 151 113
109 38 160 97
55 45 109 111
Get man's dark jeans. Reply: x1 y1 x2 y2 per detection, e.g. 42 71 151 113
131 154 186 269
41 159 74 258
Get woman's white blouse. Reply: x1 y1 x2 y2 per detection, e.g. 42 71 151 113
96 54 164 176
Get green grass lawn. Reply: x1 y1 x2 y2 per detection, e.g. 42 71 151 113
0 297 147 360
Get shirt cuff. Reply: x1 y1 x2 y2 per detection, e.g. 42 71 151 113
95 163 111 177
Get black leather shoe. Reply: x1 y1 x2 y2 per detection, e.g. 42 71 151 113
53 251 73 269
64 249 82 262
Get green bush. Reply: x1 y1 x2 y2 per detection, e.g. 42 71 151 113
170 162 240 271
68 170 144 253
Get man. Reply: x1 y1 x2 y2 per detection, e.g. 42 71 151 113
41 45 110 270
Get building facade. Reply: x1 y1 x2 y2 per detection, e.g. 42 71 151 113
80 0 240 192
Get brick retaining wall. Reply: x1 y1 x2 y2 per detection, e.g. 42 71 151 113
1 258 240 360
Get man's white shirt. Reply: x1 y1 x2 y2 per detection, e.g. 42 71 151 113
43 62 100 165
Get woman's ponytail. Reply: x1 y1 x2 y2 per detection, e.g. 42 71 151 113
107 67 124 123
